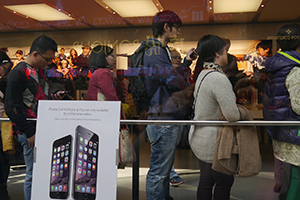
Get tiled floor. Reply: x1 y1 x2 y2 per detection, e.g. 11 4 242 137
8 132 280 200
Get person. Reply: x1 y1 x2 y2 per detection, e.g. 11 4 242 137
77 45 91 68
76 45 91 90
256 68 267 104
222 38 240 88
5 35 65 200
168 47 188 186
0 51 12 200
133 10 196 200
254 68 270 145
56 47 67 61
170 47 193 85
244 40 272 79
12 50 24 69
189 35 240 200
87 45 124 102
52 57 60 68
263 23 300 200
67 48 78 68
57 59 72 80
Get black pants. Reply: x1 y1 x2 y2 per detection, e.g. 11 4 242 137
0 133 10 200
197 160 234 200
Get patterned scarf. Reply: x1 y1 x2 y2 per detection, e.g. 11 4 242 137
203 62 226 75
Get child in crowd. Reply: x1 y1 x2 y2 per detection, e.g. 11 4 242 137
244 40 272 79
12 50 24 69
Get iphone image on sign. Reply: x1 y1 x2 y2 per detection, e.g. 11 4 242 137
49 135 72 199
73 125 99 200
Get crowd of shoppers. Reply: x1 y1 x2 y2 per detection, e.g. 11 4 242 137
0 9 300 200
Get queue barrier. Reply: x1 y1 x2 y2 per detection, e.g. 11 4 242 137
2 117 298 200
1 118 300 125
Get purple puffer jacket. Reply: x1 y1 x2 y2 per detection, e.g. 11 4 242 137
263 50 300 145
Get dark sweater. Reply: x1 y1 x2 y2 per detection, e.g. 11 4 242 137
5 62 50 138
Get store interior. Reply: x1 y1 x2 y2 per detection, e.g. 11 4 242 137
1 0 300 199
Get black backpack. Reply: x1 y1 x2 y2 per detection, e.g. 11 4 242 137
129 41 170 114
129 45 152 114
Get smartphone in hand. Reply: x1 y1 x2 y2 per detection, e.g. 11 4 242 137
190 50 198 60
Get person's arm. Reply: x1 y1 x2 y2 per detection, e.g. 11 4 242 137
5 68 36 138
213 73 240 121
144 46 186 92
176 48 195 82
286 67 300 115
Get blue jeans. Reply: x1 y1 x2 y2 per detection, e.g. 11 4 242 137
18 134 33 200
170 165 179 179
146 124 179 200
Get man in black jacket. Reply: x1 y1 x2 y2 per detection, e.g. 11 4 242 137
5 35 64 200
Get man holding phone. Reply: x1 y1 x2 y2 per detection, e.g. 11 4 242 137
5 35 65 200
134 10 197 200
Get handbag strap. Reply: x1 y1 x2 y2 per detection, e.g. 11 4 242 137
192 70 216 117
121 104 129 129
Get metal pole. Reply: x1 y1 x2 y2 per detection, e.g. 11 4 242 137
2 118 300 126
132 117 140 200
120 119 300 126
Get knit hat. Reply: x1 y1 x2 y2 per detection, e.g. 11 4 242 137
89 45 113 69
153 10 181 24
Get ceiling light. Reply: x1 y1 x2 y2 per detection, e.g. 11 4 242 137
4 4 74 21
214 0 263 13
100 0 159 17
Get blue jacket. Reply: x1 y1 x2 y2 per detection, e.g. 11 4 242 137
263 50 300 145
139 38 192 119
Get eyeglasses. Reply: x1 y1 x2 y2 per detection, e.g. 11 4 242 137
37 51 54 63
0 63 11 78
1 64 9 73
173 25 181 32
108 53 115 58
172 56 182 60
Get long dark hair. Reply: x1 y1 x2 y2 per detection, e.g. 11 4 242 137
196 35 226 63
89 45 113 69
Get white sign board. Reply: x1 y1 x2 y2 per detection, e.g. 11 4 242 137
32 100 120 200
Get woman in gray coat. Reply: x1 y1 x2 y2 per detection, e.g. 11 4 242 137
189 35 240 200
